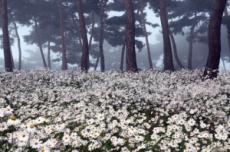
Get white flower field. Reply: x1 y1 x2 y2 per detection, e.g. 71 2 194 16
0 69 229 152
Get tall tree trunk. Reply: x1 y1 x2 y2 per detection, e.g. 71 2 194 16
125 0 138 72
120 40 126 71
203 0 227 79
10 14 22 70
47 26 51 69
99 0 106 72
224 6 230 54
57 0 67 70
34 16 47 68
221 57 226 72
169 30 184 69
94 56 99 71
159 0 174 71
188 23 196 70
139 0 153 69
1 0 13 72
77 0 89 72
89 12 95 51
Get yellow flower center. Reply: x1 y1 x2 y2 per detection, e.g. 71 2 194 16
30 124 34 129
11 116 17 121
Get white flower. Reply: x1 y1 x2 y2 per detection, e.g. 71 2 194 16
62 133 71 145
35 117 45 124
7 115 21 126
18 131 29 142
30 139 42 149
96 113 105 121
4 105 13 115
188 118 196 126
135 135 144 142
0 122 8 131
27 122 36 133
0 108 5 117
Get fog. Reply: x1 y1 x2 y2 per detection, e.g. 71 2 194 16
0 0 230 72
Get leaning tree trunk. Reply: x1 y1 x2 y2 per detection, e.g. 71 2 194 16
10 14 22 70
203 0 227 79
47 25 51 69
57 0 68 70
159 0 174 71
139 0 153 69
1 0 13 72
99 0 106 72
34 16 47 68
125 0 138 72
169 30 184 69
77 0 89 72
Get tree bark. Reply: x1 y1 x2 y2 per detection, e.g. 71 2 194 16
125 0 138 72
169 30 184 69
99 1 106 72
10 14 22 70
159 0 174 71
139 0 153 69
57 0 68 70
34 16 47 68
203 0 227 79
1 0 13 72
77 0 89 72
224 6 230 54
89 12 95 51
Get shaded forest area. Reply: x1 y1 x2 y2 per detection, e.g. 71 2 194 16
0 0 230 78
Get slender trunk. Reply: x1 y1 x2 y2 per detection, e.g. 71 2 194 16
203 0 227 79
169 30 184 69
47 26 51 69
224 6 230 54
34 16 47 68
1 0 13 72
120 41 126 71
99 1 106 72
10 14 22 70
221 57 226 72
57 0 67 70
139 0 153 69
89 12 95 50
125 0 138 72
94 56 100 71
188 23 196 70
159 0 174 71
77 0 89 72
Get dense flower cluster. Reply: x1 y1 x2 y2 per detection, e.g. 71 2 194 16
0 69 229 152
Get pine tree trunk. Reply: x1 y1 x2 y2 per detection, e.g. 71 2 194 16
159 0 174 71
94 56 100 71
1 0 13 72
139 0 153 69
224 7 230 54
57 0 67 70
169 30 184 69
10 14 22 70
89 12 95 51
34 16 47 68
120 41 126 71
47 25 51 69
203 0 227 79
125 0 138 72
99 1 106 72
77 0 89 72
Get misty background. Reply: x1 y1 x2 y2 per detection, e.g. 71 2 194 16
0 0 230 72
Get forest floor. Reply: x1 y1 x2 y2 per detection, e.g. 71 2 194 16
0 69 229 152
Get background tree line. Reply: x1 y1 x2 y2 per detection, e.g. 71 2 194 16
0 0 229 78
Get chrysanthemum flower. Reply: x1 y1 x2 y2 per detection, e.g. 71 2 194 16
7 115 21 126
